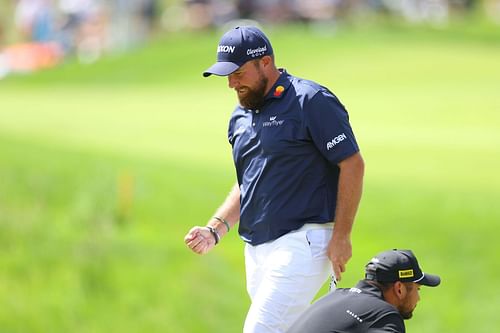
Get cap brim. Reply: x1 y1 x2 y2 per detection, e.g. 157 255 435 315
415 273 441 287
203 62 240 77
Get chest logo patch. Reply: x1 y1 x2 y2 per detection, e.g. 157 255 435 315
273 85 285 97
263 116 284 127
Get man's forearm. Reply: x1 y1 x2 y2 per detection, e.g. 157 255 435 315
208 183 241 238
334 153 365 237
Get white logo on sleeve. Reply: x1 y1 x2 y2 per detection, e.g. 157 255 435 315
346 310 363 323
326 133 347 150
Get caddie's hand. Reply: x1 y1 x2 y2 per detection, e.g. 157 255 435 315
327 235 352 282
184 226 216 255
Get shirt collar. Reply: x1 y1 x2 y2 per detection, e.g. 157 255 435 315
264 68 291 101
354 280 385 299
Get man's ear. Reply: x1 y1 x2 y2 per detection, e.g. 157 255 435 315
393 281 407 300
260 55 272 68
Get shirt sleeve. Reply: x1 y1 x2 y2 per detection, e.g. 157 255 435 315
370 313 406 333
228 107 240 145
228 116 235 145
304 89 360 165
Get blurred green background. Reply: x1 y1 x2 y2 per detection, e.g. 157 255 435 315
1 13 500 333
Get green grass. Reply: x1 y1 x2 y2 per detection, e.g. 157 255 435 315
1 23 499 332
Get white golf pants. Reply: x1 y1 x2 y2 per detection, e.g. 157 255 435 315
243 223 334 333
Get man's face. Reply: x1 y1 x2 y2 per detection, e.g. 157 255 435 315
227 59 268 110
399 283 421 319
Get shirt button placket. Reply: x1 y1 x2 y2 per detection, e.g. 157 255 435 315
252 109 259 127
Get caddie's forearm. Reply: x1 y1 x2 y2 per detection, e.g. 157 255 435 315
333 154 364 237
208 183 241 238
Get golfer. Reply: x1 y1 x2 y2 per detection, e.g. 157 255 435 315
286 249 441 333
184 25 364 333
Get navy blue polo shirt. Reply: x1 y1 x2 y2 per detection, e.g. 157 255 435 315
228 69 359 245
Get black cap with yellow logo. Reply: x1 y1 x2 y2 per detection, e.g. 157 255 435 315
365 249 441 287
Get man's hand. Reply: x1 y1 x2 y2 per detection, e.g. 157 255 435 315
329 152 363 282
327 234 352 282
184 226 216 255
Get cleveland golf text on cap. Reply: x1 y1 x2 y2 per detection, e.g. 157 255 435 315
203 26 273 77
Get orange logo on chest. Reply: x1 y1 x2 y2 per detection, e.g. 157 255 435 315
274 85 285 97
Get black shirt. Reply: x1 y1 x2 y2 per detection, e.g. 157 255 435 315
286 280 405 333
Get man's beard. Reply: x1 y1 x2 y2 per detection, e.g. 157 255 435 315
237 73 268 110
400 310 414 320
398 298 415 320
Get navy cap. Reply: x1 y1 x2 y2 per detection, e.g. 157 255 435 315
365 249 441 287
203 26 273 77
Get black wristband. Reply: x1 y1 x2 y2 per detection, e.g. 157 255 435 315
206 226 220 245
213 216 230 232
